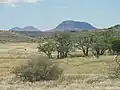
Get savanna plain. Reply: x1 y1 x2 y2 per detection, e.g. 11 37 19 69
0 42 119 90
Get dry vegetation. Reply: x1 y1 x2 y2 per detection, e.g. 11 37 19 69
0 43 119 90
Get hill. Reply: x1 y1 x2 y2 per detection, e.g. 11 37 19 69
0 30 34 42
10 26 41 31
9 26 48 37
53 20 97 31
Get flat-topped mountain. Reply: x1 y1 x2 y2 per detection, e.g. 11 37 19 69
53 20 97 31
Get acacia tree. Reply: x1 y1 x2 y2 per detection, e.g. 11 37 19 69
54 32 73 59
100 30 114 54
76 32 94 56
110 38 120 78
112 38 120 54
38 38 55 58
91 35 109 58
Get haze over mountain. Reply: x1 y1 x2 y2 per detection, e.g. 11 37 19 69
10 26 41 32
53 20 97 31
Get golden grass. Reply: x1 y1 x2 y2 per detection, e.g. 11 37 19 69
57 56 114 74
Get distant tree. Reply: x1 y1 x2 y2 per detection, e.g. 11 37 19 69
112 38 120 54
38 38 55 58
76 32 94 56
100 30 114 54
110 38 120 79
91 35 109 58
54 32 73 59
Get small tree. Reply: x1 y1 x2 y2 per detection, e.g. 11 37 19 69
112 38 120 54
100 30 114 54
76 32 93 56
38 38 55 58
91 36 109 58
54 32 73 59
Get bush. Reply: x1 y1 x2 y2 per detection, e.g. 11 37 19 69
109 38 120 79
112 38 120 53
109 55 120 79
12 56 63 82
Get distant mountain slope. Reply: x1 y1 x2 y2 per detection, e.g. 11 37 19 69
53 20 97 31
0 30 33 42
108 24 120 29
10 26 41 31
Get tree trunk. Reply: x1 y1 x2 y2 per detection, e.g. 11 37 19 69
60 52 64 59
85 47 89 56
47 52 52 59
82 48 86 56
96 50 100 58
82 47 89 56
65 52 68 58
57 51 60 59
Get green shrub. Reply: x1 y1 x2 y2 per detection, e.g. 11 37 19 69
12 56 63 82
112 38 120 53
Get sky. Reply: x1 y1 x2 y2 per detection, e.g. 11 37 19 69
0 0 120 31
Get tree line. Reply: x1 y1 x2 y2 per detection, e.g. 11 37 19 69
38 29 120 59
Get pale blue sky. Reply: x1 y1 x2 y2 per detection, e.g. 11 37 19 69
0 0 120 30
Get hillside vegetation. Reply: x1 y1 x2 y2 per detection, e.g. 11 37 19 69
0 30 34 42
